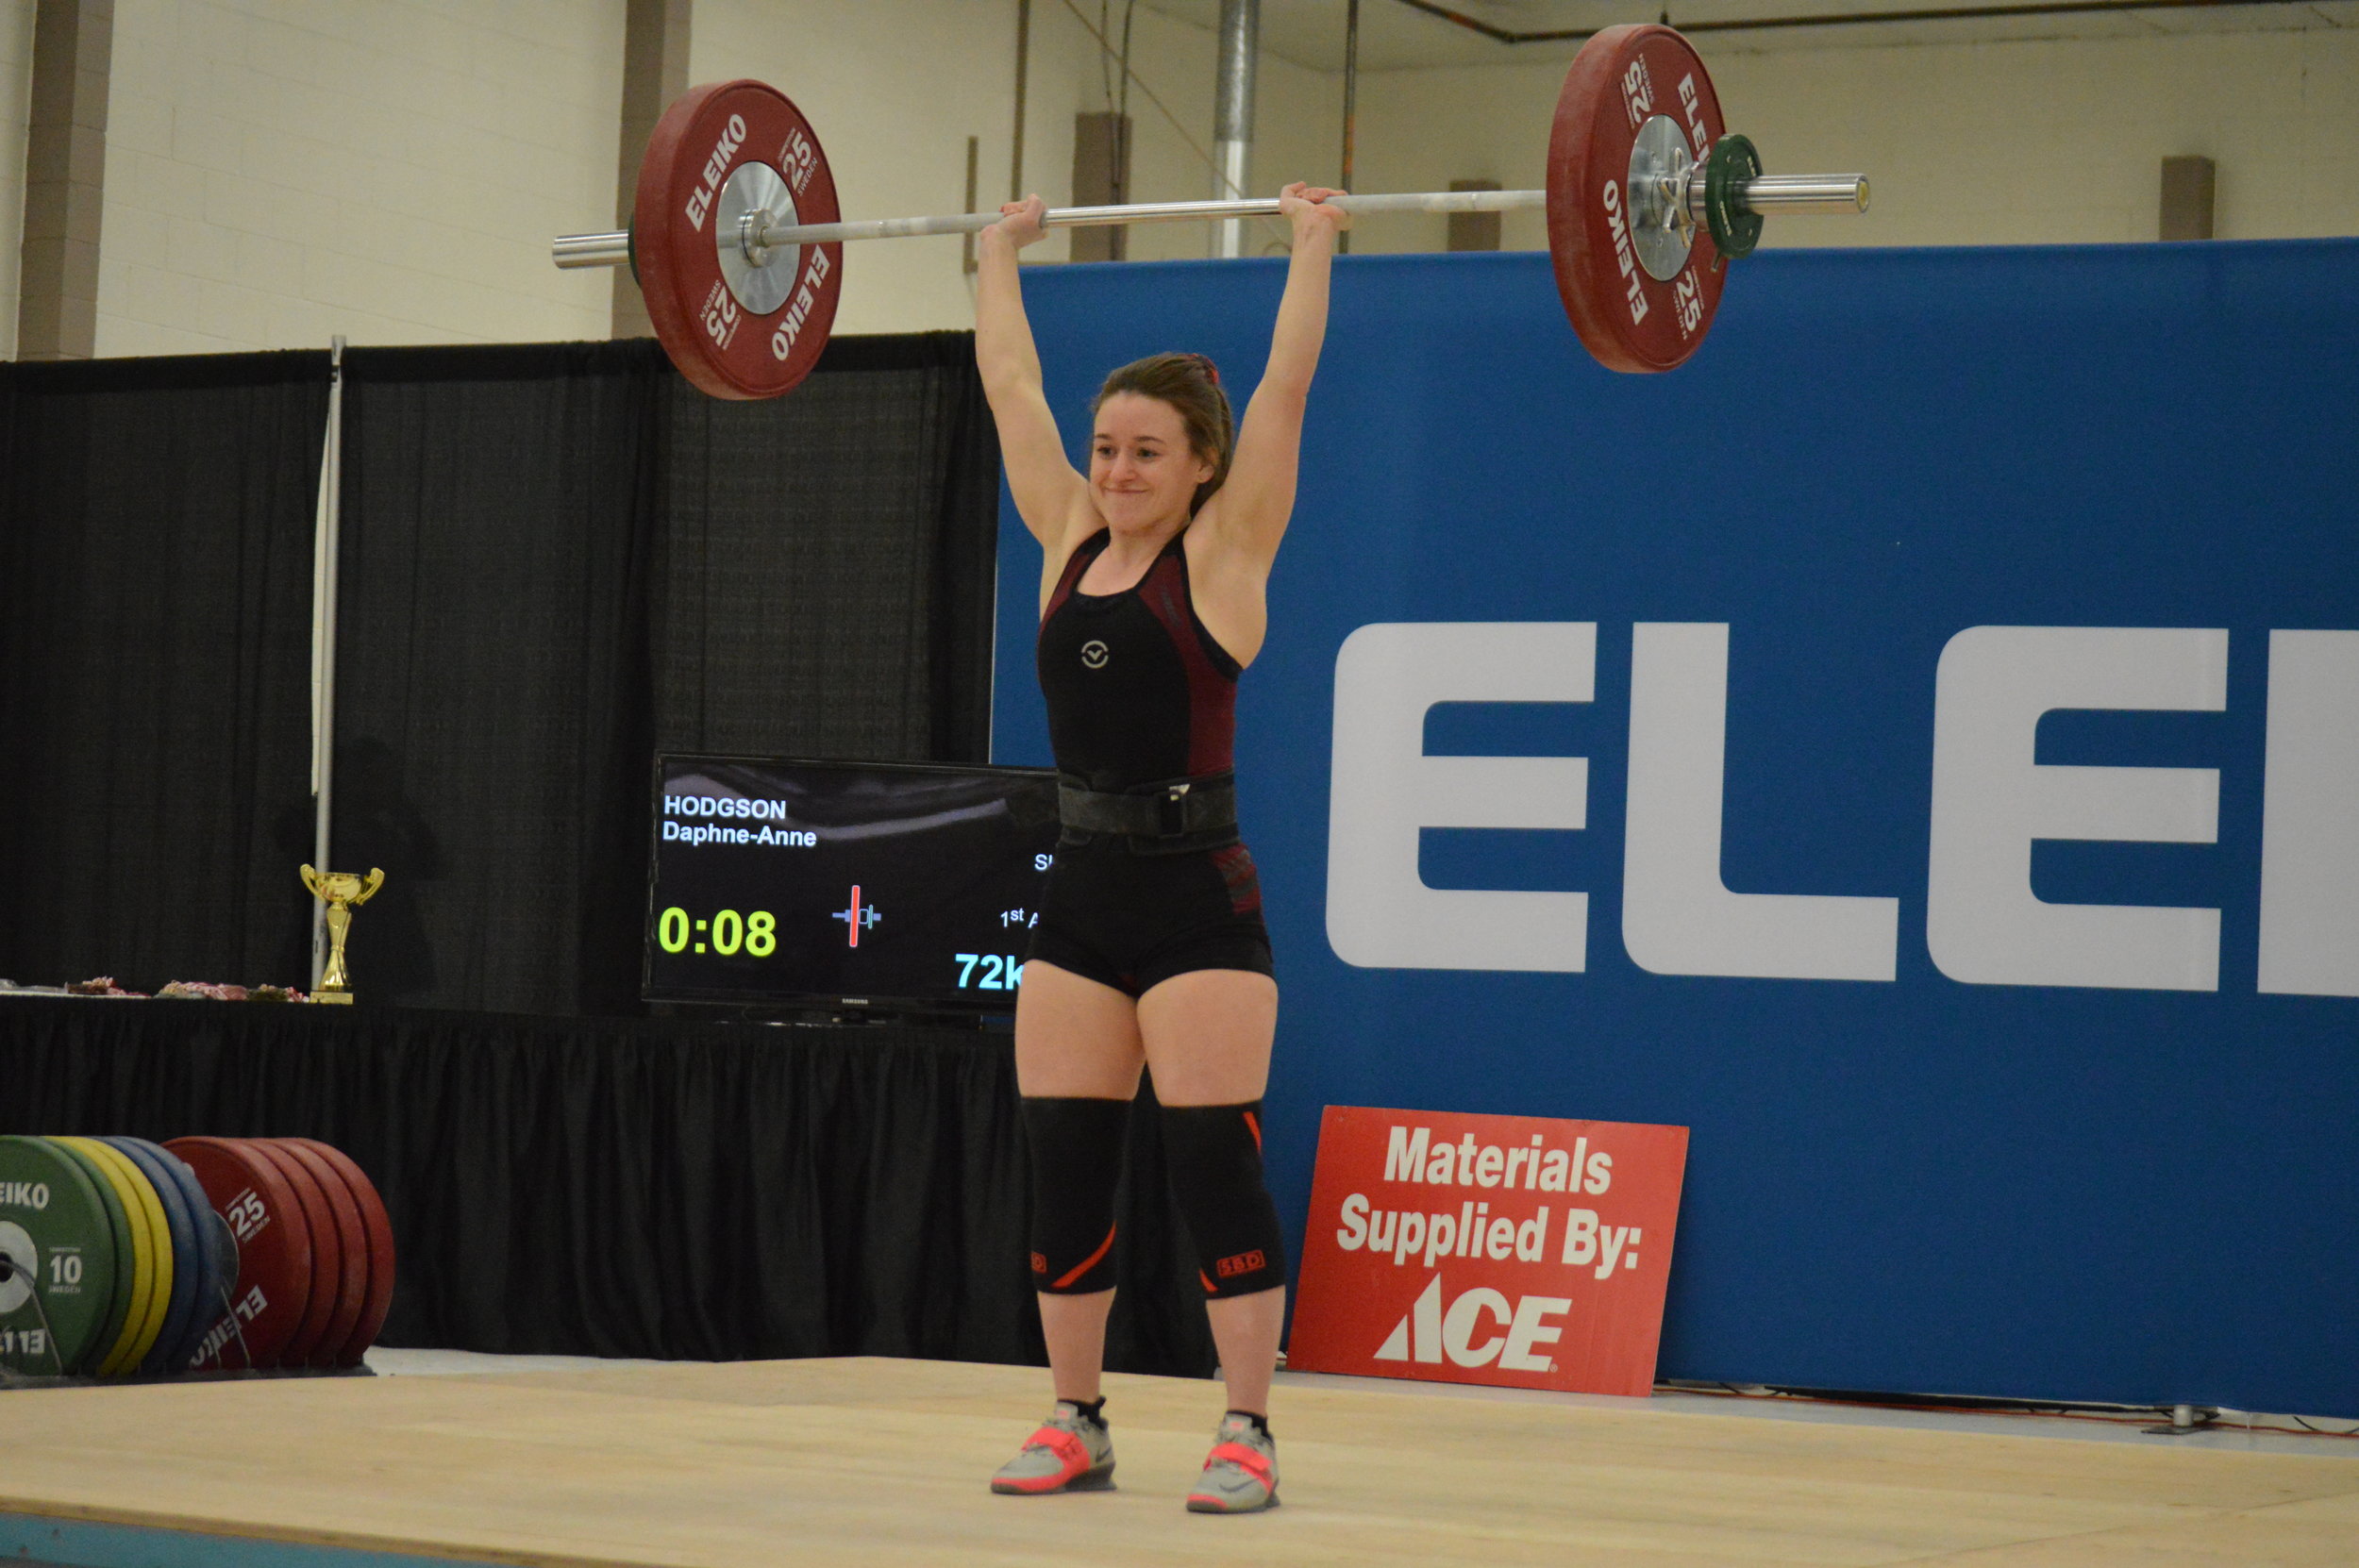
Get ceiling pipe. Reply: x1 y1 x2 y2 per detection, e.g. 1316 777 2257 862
1389 0 2329 46
1340 0 1360 255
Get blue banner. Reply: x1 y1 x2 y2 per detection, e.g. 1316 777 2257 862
992 240 2359 1416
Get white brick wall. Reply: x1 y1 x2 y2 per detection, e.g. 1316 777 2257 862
1344 25 2359 256
94 0 624 357
0 0 33 360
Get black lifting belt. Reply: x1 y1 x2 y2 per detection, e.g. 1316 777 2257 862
1057 773 1237 840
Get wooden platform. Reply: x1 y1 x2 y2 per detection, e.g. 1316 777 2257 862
4 1358 2356 1567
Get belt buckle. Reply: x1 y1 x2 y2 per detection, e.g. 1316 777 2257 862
1157 781 1191 837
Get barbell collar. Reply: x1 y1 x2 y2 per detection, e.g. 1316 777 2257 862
550 173 1866 271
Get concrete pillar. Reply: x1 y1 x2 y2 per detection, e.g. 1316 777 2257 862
614 0 692 340
17 0 111 361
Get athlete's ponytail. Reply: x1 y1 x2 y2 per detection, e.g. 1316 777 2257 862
1092 352 1235 514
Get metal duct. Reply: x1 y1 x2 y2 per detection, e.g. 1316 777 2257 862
1213 0 1259 258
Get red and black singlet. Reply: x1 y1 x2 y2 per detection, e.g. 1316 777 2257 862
1036 528 1240 793
1028 525 1271 995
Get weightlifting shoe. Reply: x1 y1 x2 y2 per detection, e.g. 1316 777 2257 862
989 1401 1115 1494
1185 1411 1279 1513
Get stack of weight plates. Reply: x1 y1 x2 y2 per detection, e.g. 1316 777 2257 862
0 1135 395 1378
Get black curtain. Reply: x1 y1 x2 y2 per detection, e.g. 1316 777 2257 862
0 339 1191 1373
0 335 1000 1013
333 342 664 1017
332 334 999 1016
659 331 998 764
0 353 328 994
4 999 1217 1376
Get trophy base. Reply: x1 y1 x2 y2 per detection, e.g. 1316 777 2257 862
312 991 355 1006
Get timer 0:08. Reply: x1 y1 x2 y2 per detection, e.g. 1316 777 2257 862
656 907 778 957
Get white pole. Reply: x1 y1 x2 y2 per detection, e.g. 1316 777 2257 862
309 335 346 992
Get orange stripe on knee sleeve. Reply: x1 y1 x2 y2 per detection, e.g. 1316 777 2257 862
1052 1224 1117 1290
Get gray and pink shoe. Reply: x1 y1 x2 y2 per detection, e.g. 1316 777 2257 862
1185 1412 1279 1513
989 1402 1116 1494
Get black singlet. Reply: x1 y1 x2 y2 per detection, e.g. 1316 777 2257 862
1036 528 1240 794
1027 526 1272 997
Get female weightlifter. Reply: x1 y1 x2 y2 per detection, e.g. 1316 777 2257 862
975 183 1346 1514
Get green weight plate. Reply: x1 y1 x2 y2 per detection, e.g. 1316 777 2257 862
0 1135 121 1376
1703 133 1765 262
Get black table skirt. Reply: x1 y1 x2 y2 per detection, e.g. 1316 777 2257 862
1 998 1213 1375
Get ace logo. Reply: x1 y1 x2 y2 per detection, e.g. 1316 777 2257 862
1287 1106 1688 1396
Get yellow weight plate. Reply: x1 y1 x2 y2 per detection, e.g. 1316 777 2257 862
56 1138 164 1376
109 1143 175 1371
51 1138 151 1376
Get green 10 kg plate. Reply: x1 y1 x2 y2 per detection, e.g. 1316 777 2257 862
0 1135 121 1376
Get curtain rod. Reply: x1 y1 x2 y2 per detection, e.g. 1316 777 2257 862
1389 0 2322 46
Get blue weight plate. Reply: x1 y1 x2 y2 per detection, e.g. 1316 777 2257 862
165 1146 236 1371
108 1138 209 1376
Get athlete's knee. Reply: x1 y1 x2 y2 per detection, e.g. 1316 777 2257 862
1022 1095 1130 1293
1160 1100 1286 1298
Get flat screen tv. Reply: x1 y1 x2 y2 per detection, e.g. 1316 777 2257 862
644 755 1060 1012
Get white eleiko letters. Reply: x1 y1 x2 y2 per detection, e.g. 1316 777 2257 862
1927 626 2227 991
1327 623 1595 972
1622 623 1899 981
2258 630 2359 997
1326 618 2353 993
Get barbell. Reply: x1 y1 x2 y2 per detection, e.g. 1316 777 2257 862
552 25 1868 398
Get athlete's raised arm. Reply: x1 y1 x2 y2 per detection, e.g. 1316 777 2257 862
1200 184 1347 571
977 196 1090 574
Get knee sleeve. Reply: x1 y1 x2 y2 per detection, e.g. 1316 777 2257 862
1022 1096 1129 1293
1160 1101 1287 1298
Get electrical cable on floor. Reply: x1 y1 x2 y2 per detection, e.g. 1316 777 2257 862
1659 1378 2359 1439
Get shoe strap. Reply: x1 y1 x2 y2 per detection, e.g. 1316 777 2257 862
1205 1441 1273 1484
1028 1426 1089 1470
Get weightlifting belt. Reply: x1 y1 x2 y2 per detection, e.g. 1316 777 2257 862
1057 773 1237 840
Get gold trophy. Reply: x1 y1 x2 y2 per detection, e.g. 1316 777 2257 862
301 866 384 1005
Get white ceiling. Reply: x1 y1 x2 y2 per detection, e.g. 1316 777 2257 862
1124 0 2359 72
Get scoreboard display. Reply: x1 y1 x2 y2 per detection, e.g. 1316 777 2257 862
644 755 1060 1010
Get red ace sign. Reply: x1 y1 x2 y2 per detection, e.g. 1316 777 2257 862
1287 1107 1689 1396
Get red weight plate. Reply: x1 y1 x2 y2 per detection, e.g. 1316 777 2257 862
635 79 844 400
163 1136 313 1370
1547 25 1729 373
286 1139 396 1366
272 1142 369 1369
244 1141 338 1366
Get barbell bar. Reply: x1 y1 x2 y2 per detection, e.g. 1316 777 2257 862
552 173 1866 273
560 25 1871 397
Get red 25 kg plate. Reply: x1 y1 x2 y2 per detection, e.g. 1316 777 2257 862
636 80 844 400
1547 25 1729 374
165 1137 313 1371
